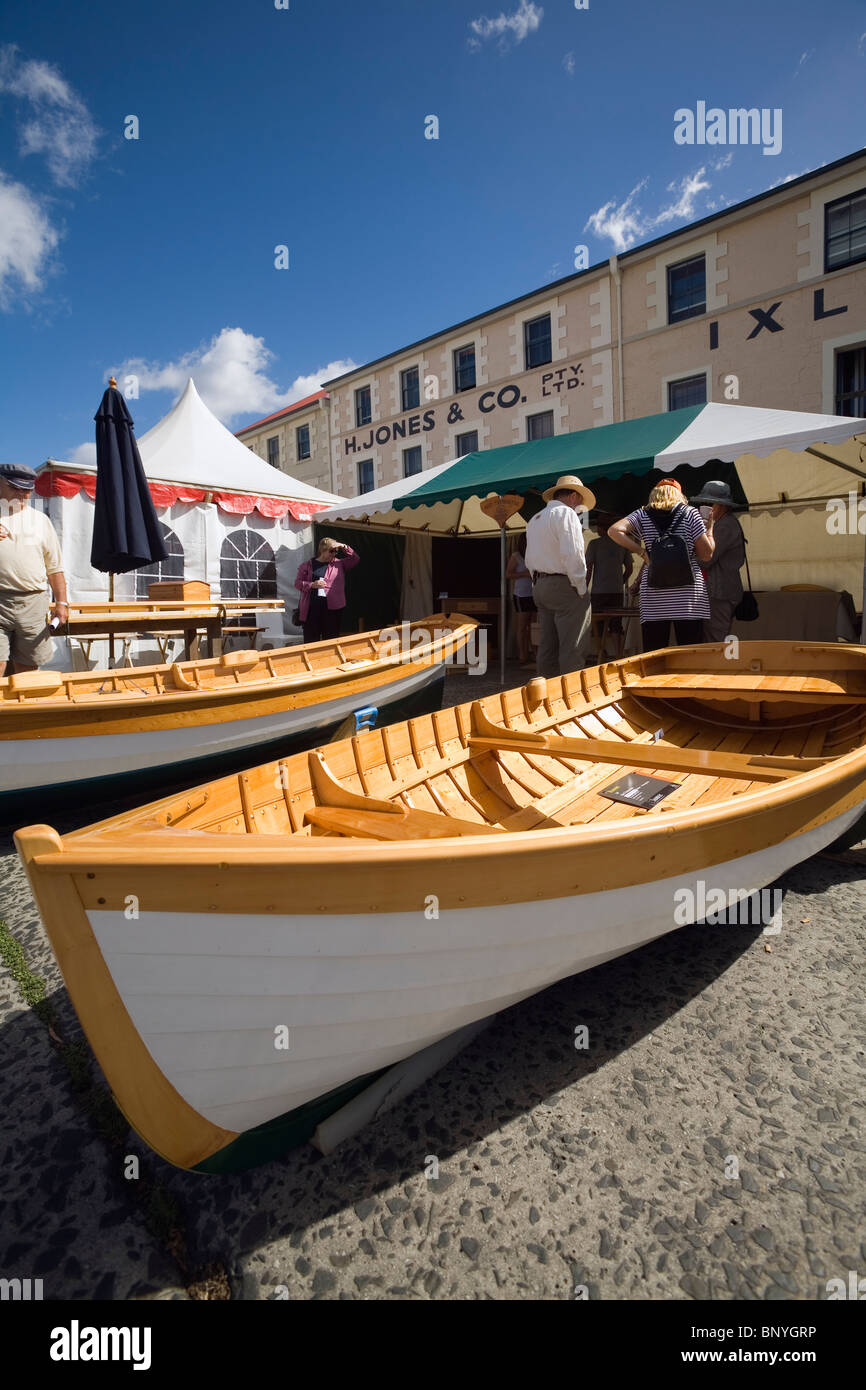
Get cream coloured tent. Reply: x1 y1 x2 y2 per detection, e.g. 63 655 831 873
37 379 339 665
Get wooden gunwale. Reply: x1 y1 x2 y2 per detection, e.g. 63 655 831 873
0 617 477 737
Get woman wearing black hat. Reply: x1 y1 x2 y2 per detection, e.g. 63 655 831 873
689 481 747 643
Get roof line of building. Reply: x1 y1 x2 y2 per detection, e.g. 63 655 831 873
235 389 329 437
320 146 865 389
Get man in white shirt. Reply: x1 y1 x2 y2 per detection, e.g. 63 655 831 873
0 463 68 674
524 474 596 677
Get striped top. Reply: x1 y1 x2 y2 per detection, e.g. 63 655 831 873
627 505 710 622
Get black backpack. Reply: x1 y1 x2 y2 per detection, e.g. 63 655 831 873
646 505 693 589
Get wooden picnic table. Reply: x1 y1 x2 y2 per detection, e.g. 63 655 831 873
62 600 284 662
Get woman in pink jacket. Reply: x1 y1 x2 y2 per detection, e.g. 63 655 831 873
294 537 360 644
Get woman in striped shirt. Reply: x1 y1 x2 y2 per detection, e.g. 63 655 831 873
608 479 715 652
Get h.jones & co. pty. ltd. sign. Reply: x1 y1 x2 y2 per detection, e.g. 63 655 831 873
343 364 585 453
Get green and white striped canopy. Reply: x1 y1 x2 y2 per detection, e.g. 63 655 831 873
392 402 866 518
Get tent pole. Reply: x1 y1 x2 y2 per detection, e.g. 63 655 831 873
500 524 506 686
804 445 866 482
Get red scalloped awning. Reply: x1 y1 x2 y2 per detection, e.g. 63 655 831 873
36 470 331 521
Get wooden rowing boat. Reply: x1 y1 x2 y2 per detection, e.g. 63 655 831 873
16 640 866 1172
0 614 477 809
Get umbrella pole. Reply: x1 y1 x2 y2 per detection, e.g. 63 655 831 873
500 524 506 686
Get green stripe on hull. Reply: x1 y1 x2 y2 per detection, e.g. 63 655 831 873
192 1067 391 1174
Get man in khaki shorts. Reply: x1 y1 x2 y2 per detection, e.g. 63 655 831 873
0 463 68 674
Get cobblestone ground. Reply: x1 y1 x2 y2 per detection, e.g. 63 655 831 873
1 663 863 1300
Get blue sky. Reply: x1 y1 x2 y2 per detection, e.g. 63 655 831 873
1 0 864 466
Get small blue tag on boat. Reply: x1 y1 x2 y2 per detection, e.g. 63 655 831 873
600 772 681 809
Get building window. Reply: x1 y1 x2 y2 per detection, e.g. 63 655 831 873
835 346 866 417
358 459 375 494
825 189 866 273
524 314 552 369
455 430 478 456
355 386 372 427
403 446 422 478
400 366 420 412
527 410 554 441
667 373 707 410
453 345 476 392
296 423 311 460
134 523 184 600
267 436 280 468
220 529 277 600
667 255 706 324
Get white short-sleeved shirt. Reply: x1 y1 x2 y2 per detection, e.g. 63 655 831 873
627 505 709 622
0 504 63 593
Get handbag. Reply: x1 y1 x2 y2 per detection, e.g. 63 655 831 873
291 606 301 627
734 540 759 622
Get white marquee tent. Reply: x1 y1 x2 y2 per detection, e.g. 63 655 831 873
37 378 338 665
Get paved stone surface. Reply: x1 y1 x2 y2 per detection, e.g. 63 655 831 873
1 665 864 1300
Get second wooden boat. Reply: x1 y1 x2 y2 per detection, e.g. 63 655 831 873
0 613 476 810
16 640 866 1171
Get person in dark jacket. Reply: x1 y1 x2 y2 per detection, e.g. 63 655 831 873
689 481 747 643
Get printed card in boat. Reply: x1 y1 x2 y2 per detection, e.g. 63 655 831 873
600 773 681 809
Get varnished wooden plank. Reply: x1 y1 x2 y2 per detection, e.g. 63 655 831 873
304 805 499 840
467 735 801 782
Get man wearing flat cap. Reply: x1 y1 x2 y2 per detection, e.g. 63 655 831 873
0 463 68 674
524 474 596 677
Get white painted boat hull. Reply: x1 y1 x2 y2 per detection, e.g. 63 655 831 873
86 801 864 1135
2 663 439 795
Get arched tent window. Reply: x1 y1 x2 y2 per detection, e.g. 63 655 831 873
135 523 184 599
220 529 277 600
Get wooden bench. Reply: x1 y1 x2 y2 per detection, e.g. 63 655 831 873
304 805 499 840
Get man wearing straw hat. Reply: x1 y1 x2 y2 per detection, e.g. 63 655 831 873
524 474 596 677
0 463 67 674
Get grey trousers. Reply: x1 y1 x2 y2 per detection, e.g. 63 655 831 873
705 599 737 643
532 574 591 677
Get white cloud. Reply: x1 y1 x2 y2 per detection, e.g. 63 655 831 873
584 169 711 252
67 441 97 466
858 31 866 53
793 49 814 78
114 327 358 426
0 46 99 187
653 169 712 226
468 1 543 50
584 179 648 252
0 171 60 308
769 168 809 188
563 51 575 76
713 152 733 171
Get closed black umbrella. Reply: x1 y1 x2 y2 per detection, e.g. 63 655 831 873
90 377 167 573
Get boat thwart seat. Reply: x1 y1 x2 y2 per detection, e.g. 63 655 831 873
622 671 866 702
305 805 499 840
